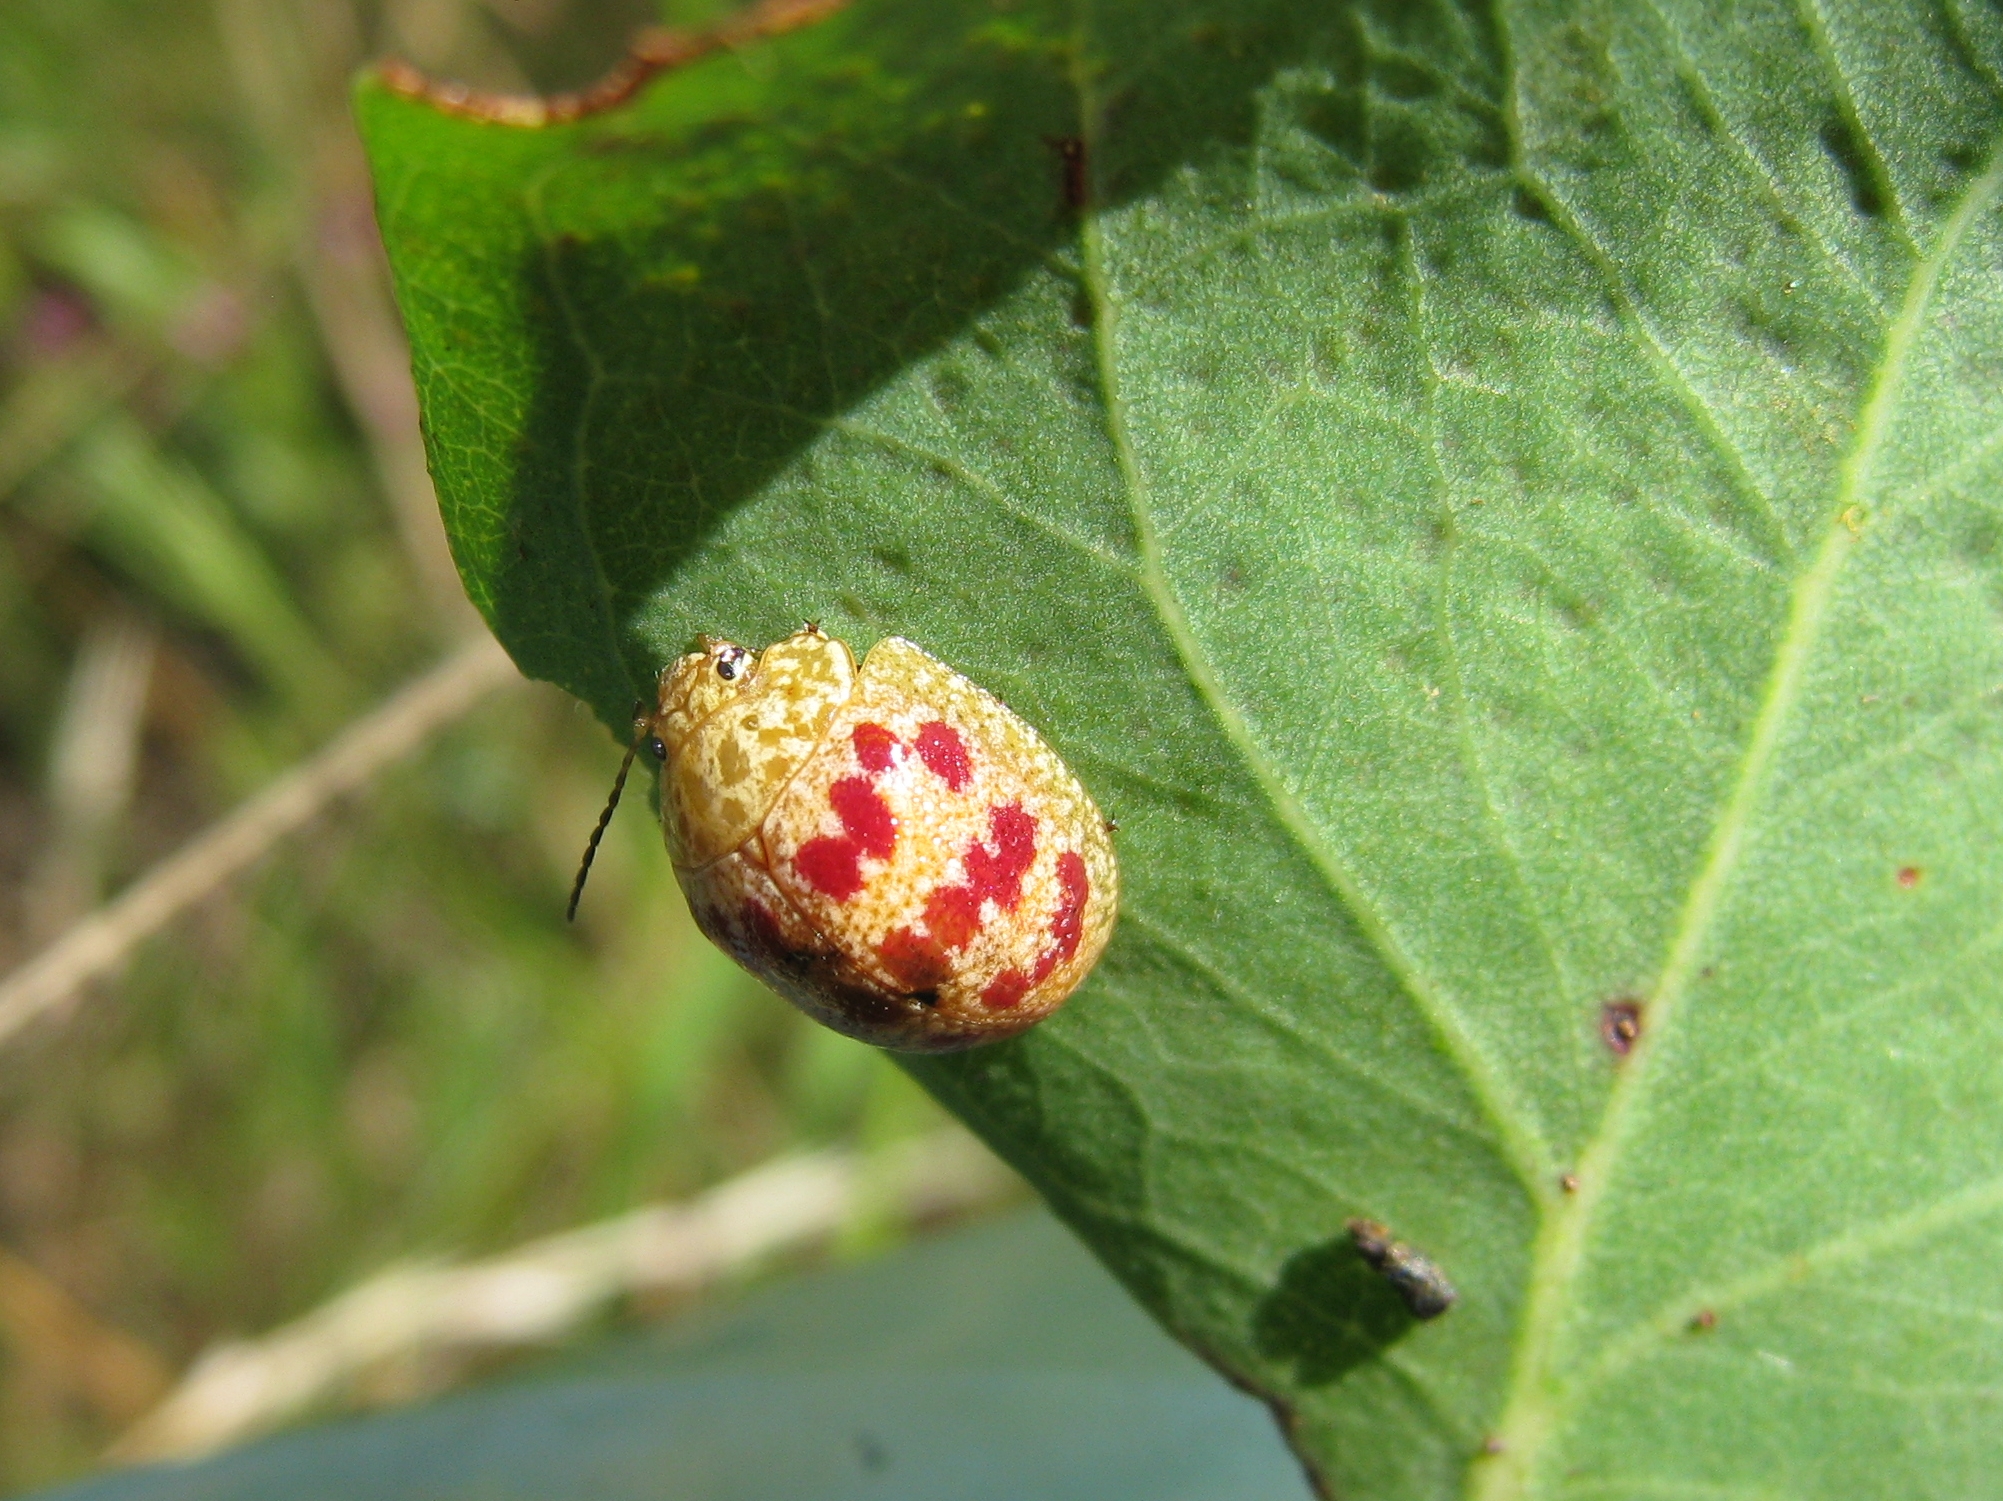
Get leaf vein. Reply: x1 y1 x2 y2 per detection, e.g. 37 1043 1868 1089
1475 123 2003 1496
1071 16 1554 1200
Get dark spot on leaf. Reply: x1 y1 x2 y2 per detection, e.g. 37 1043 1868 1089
1690 1308 1718 1332
1373 56 1441 102
1297 86 1367 169
1044 133 1088 212
1309 327 1350 386
1559 1173 1579 1194
873 544 912 575
1601 997 1644 1056
855 1433 889 1473
1512 184 1551 222
1897 865 1922 888
1253 1233 1418 1385
1368 115 1429 195
1069 286 1094 329
928 367 969 414
1463 100 1512 172
1820 114 1885 217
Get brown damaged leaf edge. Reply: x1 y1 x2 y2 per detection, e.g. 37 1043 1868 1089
375 0 852 127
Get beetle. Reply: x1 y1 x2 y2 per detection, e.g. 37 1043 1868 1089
572 626 1117 1052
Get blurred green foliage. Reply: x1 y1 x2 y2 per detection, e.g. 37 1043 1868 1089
0 0 949 1487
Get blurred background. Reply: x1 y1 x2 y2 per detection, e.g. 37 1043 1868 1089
0 0 1005 1487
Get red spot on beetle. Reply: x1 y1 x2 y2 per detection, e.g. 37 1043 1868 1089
923 883 985 950
1601 998 1644 1057
743 899 784 949
795 772 898 901
879 926 950 991
829 777 896 858
796 837 862 901
916 721 971 790
964 804 1036 907
913 804 1038 951
738 899 815 971
852 722 900 773
981 852 1092 1008
981 971 1031 1009
1897 865 1922 888
1042 852 1089 972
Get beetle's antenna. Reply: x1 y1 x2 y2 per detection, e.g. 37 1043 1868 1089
568 702 648 922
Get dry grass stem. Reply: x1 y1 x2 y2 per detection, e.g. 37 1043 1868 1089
25 610 157 942
111 1129 1018 1462
0 636 517 1049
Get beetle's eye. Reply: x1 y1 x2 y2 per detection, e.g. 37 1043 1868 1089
649 737 668 763
715 646 751 681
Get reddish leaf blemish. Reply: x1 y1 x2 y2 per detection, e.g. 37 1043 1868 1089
1897 865 1922 888
916 721 971 790
1601 998 1644 1057
853 722 900 773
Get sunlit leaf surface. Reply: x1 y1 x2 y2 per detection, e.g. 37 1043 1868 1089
361 2 2003 1493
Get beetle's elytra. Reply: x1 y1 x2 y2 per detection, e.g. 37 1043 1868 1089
635 626 1117 1052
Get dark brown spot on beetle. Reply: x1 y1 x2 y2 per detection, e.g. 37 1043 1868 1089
878 926 951 991
1601 998 1644 1057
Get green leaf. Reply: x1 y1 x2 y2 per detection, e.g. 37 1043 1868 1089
359 1 2003 1494
33 1212 1312 1501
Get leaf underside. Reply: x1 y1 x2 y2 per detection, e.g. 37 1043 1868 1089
360 2 2003 1495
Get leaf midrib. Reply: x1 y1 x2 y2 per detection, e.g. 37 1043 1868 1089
1065 13 1557 1212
